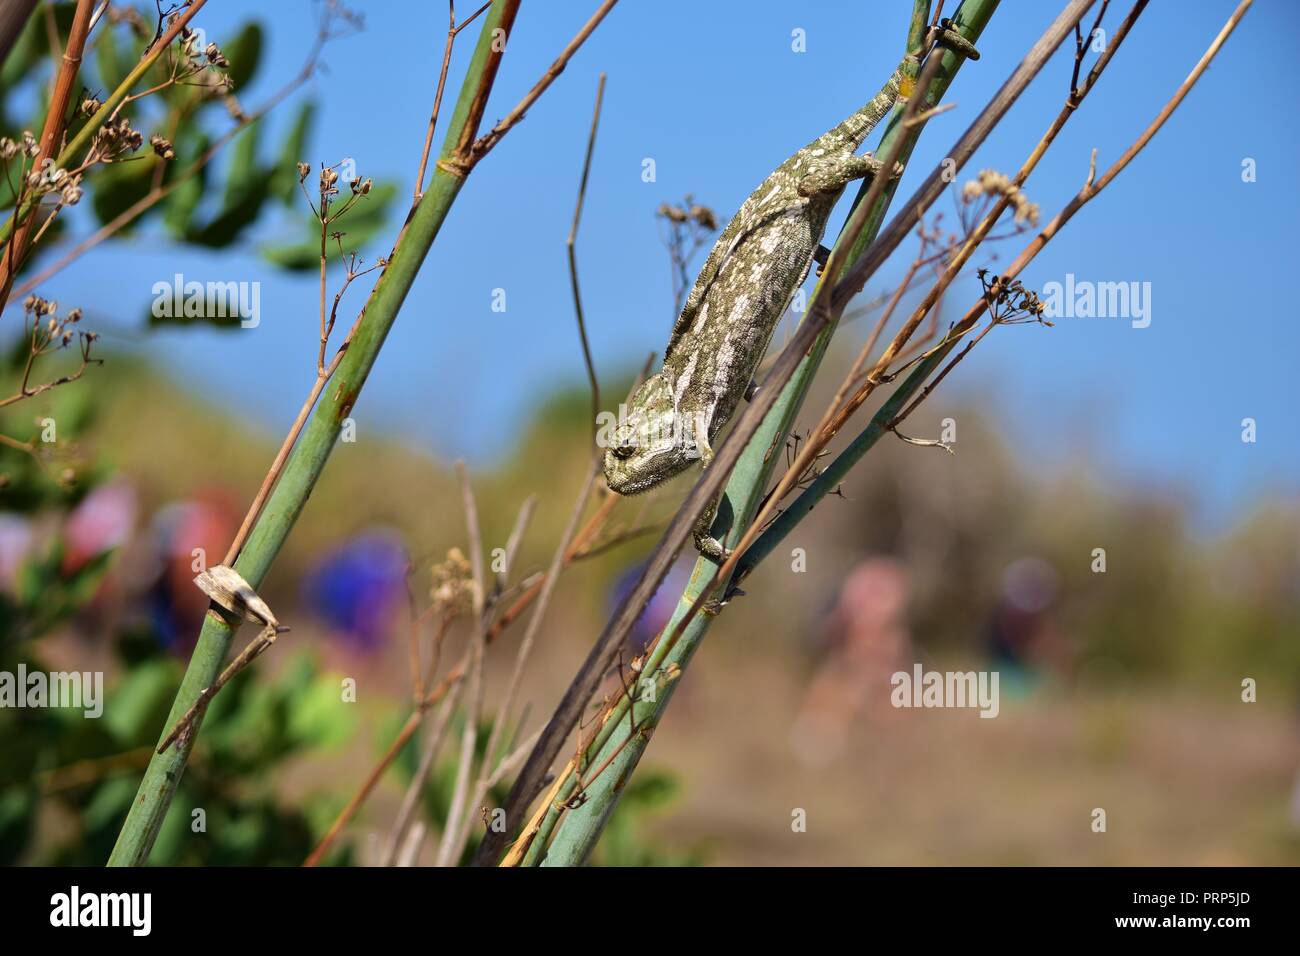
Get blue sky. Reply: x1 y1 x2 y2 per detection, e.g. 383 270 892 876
21 0 1300 529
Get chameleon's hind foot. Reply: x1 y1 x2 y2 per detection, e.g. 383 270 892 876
694 530 732 563
692 497 732 563
933 20 980 61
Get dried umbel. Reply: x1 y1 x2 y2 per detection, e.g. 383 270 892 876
94 115 144 158
60 175 84 206
204 42 230 69
22 296 97 349
961 168 1040 226
105 4 148 39
430 548 474 616
150 134 175 160
977 268 1051 326
656 196 717 230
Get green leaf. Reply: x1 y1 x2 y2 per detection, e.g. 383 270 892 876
93 20 131 95
103 659 178 746
222 116 263 209
90 158 156 231
222 23 264 94
185 178 270 248
0 783 37 863
163 133 211 237
271 100 315 206
0 4 70 90
286 671 357 750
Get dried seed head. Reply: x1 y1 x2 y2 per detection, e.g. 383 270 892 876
430 548 474 615
150 134 175 160
688 204 718 230
657 202 687 224
78 96 103 118
204 42 230 68
961 168 1039 227
297 161 312 183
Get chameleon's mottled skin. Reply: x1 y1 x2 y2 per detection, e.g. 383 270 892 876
604 63 908 557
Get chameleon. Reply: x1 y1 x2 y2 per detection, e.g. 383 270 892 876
604 24 979 560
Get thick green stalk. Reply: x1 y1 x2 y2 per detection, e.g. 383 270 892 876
107 2 518 866
532 0 999 867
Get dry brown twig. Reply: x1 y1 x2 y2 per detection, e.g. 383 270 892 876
568 73 606 439
412 0 493 204
738 0 1151 554
433 464 491 866
0 0 95 310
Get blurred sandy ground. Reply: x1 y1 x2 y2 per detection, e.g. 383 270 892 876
14 359 1299 865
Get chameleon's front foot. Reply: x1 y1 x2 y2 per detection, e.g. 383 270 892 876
934 20 980 60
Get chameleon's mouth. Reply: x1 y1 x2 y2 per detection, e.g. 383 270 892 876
603 446 694 496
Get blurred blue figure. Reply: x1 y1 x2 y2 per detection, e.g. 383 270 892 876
301 530 409 651
609 559 693 658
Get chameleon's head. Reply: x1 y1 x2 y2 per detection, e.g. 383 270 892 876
603 373 697 495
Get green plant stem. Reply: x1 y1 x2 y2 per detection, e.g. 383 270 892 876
106 0 520 867
529 0 1001 867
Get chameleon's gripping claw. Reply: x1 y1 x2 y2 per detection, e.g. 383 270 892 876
813 243 832 277
934 20 980 61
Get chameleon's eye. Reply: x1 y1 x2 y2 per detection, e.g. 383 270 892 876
611 441 636 461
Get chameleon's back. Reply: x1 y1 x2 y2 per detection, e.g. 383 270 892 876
604 64 905 502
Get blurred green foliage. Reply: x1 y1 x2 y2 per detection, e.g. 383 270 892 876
0 3 397 331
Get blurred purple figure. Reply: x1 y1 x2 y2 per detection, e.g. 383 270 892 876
983 556 1070 691
609 559 694 658
301 530 409 651
61 480 137 575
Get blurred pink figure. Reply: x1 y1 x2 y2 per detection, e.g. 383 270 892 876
147 489 240 648
61 480 138 574
791 557 911 766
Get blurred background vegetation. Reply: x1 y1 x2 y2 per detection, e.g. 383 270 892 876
3 348 1297 864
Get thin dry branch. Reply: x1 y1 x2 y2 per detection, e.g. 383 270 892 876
568 73 606 440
